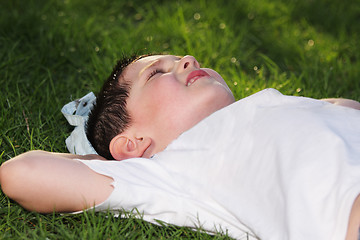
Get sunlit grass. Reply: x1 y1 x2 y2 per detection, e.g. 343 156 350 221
1 0 359 238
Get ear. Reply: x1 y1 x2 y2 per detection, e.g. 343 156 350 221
109 134 152 161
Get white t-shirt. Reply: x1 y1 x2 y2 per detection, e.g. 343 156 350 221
77 89 360 240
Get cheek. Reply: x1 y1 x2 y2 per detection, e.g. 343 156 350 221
147 80 184 103
142 81 185 119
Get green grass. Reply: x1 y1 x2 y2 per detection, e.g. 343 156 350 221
0 0 359 238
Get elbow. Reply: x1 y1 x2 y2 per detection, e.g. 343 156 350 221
0 151 42 201
1 156 24 200
0 160 16 198
0 159 17 200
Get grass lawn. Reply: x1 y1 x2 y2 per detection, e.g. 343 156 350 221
1 0 359 238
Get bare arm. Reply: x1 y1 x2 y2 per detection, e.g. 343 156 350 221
48 152 107 160
0 150 113 213
321 98 360 110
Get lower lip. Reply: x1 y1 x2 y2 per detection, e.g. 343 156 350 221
187 70 210 86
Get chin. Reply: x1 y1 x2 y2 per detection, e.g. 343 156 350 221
206 93 234 115
214 85 236 107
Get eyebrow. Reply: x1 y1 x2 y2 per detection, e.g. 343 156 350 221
139 59 161 80
139 56 182 82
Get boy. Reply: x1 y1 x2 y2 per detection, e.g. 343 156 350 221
1 55 360 240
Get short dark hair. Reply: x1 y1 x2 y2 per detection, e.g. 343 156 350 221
86 54 141 159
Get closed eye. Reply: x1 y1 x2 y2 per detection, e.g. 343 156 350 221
148 69 164 80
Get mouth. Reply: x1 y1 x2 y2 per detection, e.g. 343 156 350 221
186 70 210 86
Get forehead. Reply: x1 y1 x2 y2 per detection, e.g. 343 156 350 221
132 55 170 69
137 55 166 63
136 54 181 64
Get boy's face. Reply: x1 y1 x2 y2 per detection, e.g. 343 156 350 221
122 55 235 149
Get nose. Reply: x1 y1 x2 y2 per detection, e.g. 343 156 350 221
177 55 200 71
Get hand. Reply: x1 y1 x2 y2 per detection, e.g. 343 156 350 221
321 98 360 110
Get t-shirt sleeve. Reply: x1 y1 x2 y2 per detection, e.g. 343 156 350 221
73 158 257 240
